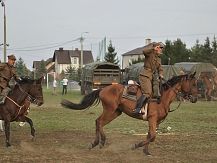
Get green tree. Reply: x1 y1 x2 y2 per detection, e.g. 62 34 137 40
161 40 173 65
171 38 190 63
36 60 47 79
16 57 30 77
212 36 217 53
162 39 190 64
130 56 144 65
211 36 217 66
203 37 212 55
65 66 80 81
104 40 119 64
59 70 65 80
190 36 217 66
190 39 204 62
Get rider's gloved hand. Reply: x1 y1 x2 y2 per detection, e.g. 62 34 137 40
159 74 166 82
14 77 22 83
159 74 164 79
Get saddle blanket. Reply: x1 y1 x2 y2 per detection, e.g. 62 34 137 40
122 86 137 101
140 103 148 121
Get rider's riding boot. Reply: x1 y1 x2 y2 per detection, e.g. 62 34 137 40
156 96 161 104
0 87 11 104
134 94 148 114
0 95 6 104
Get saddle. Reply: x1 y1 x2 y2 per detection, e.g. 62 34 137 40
122 81 139 101
122 80 161 103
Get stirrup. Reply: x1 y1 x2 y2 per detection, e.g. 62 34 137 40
134 107 142 114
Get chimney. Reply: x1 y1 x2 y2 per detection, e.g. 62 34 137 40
75 48 79 51
59 47 63 51
145 38 151 45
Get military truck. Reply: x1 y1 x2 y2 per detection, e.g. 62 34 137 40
124 63 182 83
80 62 121 95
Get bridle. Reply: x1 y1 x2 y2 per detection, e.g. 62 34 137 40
162 76 196 112
6 83 42 121
163 76 196 100
17 83 42 105
179 76 197 101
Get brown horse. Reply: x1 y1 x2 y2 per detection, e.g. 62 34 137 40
200 73 214 101
61 73 198 155
0 77 44 147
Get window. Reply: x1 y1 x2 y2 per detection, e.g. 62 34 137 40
72 57 78 64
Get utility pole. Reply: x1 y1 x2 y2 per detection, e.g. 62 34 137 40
79 32 88 95
0 0 7 62
80 36 84 69
80 32 88 69
103 37 106 61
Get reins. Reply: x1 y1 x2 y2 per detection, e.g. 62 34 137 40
18 84 37 102
168 99 181 112
6 96 25 121
5 84 36 121
161 78 183 113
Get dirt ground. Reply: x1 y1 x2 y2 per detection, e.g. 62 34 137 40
0 129 217 163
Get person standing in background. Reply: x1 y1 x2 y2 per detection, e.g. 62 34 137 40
52 79 57 95
62 77 68 95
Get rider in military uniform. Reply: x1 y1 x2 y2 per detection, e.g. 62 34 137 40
0 54 19 104
134 42 165 113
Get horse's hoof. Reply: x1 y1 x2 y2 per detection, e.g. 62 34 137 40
146 153 152 157
6 143 11 147
88 143 93 150
99 143 104 149
31 136 36 141
131 144 136 150
143 149 151 156
131 144 138 150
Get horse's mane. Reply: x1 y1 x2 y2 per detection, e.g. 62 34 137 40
17 76 35 84
162 74 188 91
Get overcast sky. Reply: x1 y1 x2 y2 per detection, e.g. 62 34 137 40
0 0 217 69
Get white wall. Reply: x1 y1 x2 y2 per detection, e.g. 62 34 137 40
122 54 144 69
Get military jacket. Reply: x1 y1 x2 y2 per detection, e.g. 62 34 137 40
0 63 18 88
139 43 163 79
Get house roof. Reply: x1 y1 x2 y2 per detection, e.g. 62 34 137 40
33 61 41 69
45 58 53 66
53 48 94 64
33 58 54 69
53 49 71 64
47 64 55 73
122 46 145 56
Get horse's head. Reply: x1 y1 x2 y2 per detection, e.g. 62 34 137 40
162 72 198 103
180 72 198 103
18 76 44 106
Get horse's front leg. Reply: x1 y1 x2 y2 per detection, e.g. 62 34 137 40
24 116 35 140
132 119 157 156
89 118 100 149
4 120 11 147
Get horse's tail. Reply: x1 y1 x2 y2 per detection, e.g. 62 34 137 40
61 89 101 110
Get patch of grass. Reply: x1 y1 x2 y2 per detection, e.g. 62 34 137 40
15 89 217 136
3 88 217 162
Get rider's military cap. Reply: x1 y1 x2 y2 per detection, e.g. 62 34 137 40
7 54 16 60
